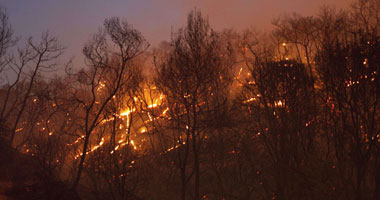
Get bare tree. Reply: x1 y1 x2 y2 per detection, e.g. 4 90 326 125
6 33 64 145
0 7 15 77
316 24 380 200
155 10 234 200
240 30 318 198
71 17 148 189
0 6 16 135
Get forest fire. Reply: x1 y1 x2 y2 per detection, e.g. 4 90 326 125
1 0 380 199
70 92 174 160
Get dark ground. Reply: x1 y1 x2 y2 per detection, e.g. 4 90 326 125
0 136 80 200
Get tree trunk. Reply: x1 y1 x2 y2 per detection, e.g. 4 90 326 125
72 131 91 189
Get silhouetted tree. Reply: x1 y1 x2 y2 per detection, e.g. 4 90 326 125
71 17 148 189
316 26 380 200
155 10 234 200
7 33 64 146
0 6 15 78
241 31 318 198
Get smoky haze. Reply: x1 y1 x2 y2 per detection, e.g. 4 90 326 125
2 0 380 199
2 0 351 68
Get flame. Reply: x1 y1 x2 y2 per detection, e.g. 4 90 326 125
120 108 135 117
243 97 256 104
161 141 186 154
68 135 85 146
15 128 24 133
140 127 147 133
74 137 105 159
274 100 285 107
71 89 167 160
236 67 243 79
161 107 169 116
147 93 164 109
148 103 158 108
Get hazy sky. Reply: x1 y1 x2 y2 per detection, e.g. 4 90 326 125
2 0 352 67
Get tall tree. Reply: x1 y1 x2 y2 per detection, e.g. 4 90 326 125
155 10 234 200
316 26 380 200
71 17 148 189
8 33 64 145
0 6 14 77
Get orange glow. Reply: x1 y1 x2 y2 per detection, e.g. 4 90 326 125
243 97 256 104
161 107 169 116
140 127 147 133
120 108 135 117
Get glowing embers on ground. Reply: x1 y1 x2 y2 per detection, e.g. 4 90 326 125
120 108 136 117
96 81 106 92
144 106 170 124
73 136 140 159
74 137 105 159
243 95 285 108
67 135 85 146
71 89 209 161
235 67 243 80
72 92 166 159
274 100 285 107
147 93 164 108
161 141 186 154
73 127 140 159
161 107 169 116
110 138 138 155
345 70 377 87
139 127 147 134
15 127 24 132
89 137 105 153
243 97 257 104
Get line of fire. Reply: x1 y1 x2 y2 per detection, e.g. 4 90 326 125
1 0 380 199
